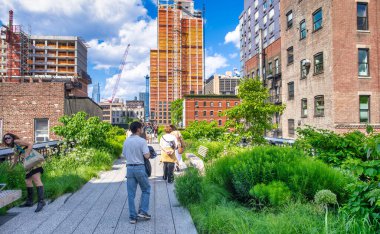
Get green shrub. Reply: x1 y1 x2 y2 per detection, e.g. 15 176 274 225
250 181 292 207
181 120 225 141
175 167 203 207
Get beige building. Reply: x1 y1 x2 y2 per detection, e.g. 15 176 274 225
204 71 240 95
281 0 380 138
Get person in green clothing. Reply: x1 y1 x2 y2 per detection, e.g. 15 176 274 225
2 133 46 212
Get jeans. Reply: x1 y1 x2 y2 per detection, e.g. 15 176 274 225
126 165 151 219
163 162 175 183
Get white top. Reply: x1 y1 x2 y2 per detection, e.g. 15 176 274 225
122 135 150 165
160 134 178 149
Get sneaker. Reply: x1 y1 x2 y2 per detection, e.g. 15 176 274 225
138 212 151 219
129 218 137 224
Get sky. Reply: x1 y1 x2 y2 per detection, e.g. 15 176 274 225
0 0 242 101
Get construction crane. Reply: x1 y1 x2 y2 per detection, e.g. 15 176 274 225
110 44 130 103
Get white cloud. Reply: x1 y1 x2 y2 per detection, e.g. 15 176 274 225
205 53 228 78
229 53 238 59
224 24 240 49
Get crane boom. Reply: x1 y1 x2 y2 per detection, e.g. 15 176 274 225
110 44 130 103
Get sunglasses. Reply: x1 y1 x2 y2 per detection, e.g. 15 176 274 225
4 137 12 140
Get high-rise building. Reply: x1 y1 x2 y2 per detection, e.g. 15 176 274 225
281 0 380 138
92 82 101 103
205 71 241 95
150 0 204 125
139 92 146 101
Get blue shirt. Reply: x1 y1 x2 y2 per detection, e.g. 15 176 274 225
122 135 150 165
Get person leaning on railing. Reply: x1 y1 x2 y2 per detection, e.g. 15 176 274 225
2 133 46 212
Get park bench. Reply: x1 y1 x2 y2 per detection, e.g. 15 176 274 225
0 184 22 209
197 145 209 158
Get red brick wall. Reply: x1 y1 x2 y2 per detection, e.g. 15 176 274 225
0 83 65 143
184 96 240 127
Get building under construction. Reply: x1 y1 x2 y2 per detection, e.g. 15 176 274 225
150 0 204 125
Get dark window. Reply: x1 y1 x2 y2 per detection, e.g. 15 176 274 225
301 98 308 117
314 52 324 74
313 8 323 31
301 59 307 79
288 119 295 138
286 10 293 29
287 46 294 64
203 101 207 107
268 62 273 75
195 101 198 107
288 82 294 100
203 111 207 116
218 120 222 126
210 111 214 117
360 95 370 123
314 95 325 117
357 3 368 30
300 20 306 39
195 111 198 117
358 49 369 76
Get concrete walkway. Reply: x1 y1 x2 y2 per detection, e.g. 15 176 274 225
0 144 197 234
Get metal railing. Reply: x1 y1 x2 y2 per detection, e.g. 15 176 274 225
265 137 294 146
0 141 75 163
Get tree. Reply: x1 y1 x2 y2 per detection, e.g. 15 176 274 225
170 98 184 127
224 78 285 143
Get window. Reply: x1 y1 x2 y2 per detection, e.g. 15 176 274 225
195 111 198 117
203 101 207 107
254 0 258 8
268 62 273 75
314 52 324 74
275 59 279 74
287 46 294 64
358 49 369 76
218 120 222 126
314 95 325 117
235 102 238 106
313 8 323 31
360 96 370 123
255 11 259 21
263 1 268 11
301 99 308 117
288 119 295 138
255 24 259 33
357 3 368 30
0 119 2 144
248 7 251 16
227 102 230 107
35 118 49 143
269 22 274 34
218 102 222 107
210 102 214 107
286 10 293 29
263 28 268 38
210 111 214 117
269 36 275 44
195 101 198 107
301 59 307 79
203 111 207 116
269 8 275 19
288 82 294 100
263 15 268 25
300 20 306 39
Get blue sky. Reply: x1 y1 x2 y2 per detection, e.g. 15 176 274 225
0 0 242 100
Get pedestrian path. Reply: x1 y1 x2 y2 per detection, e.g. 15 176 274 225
0 144 197 234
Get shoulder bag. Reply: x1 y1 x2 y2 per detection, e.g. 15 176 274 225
16 145 45 170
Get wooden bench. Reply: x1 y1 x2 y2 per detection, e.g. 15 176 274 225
197 145 209 158
0 184 22 209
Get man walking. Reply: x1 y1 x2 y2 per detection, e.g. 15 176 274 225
123 121 151 224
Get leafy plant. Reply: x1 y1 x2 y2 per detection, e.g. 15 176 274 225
314 190 338 234
181 120 225 141
224 78 285 144
170 98 184 127
250 181 292 207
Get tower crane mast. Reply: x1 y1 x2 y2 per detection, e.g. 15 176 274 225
110 44 130 103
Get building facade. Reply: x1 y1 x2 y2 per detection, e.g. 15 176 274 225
204 71 241 95
0 83 101 143
240 0 281 77
183 95 240 127
150 0 204 125
281 0 380 138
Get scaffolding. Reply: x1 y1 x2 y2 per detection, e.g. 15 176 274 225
173 1 181 99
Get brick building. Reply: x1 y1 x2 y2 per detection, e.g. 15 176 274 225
183 95 240 127
281 0 380 138
0 82 102 143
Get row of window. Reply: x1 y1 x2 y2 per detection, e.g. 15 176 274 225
194 101 238 107
0 118 49 144
195 110 223 117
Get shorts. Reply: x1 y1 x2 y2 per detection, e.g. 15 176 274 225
26 167 44 179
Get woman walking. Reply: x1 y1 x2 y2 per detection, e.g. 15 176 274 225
170 125 185 171
159 125 178 183
2 133 46 212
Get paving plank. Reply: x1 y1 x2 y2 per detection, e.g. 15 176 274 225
53 167 121 234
